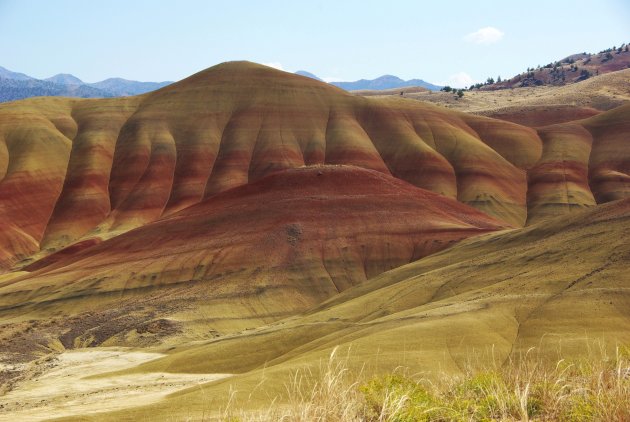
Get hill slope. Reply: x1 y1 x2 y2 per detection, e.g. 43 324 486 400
0 62 531 269
0 61 628 420
0 61 627 359
63 197 630 421
482 43 630 90
363 68 630 126
0 62 628 272
0 165 508 359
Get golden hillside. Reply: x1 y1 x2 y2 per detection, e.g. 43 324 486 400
0 62 628 421
58 197 630 421
0 62 628 272
375 68 630 126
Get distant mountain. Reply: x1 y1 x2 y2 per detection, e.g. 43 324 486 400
293 70 441 91
294 70 322 81
0 66 34 81
89 78 173 96
46 73 84 85
331 75 442 91
0 66 173 102
0 78 112 102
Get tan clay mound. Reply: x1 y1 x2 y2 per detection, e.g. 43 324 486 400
0 165 508 354
1 62 628 273
0 61 540 271
79 198 630 421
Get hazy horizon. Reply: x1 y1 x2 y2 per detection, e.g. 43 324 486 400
1 0 629 87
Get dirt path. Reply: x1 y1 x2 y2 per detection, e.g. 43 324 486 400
0 348 229 421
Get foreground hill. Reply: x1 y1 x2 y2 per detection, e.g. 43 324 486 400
0 61 530 271
62 197 630 421
0 61 627 356
0 61 628 420
0 165 507 360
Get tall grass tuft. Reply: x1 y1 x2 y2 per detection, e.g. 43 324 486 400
224 345 630 421
223 347 366 421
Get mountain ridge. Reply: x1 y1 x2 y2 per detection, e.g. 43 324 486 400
45 73 84 85
0 65 172 101
294 70 442 91
0 65 34 81
333 74 442 91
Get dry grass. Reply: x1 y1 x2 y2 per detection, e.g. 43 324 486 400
359 68 630 116
222 345 630 421
221 347 366 421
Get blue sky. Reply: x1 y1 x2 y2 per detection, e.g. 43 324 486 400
1 0 628 87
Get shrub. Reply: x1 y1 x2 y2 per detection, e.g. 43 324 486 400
357 347 630 422
226 345 630 421
361 374 443 421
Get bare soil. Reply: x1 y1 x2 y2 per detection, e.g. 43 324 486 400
0 348 229 421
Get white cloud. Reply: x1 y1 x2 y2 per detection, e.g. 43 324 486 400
445 71 476 88
263 62 285 71
321 76 343 83
464 27 504 44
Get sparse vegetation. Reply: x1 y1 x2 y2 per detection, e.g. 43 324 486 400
477 42 630 91
224 345 630 421
579 69 592 80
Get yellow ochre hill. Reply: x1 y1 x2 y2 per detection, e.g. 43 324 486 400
0 62 627 269
0 61 628 421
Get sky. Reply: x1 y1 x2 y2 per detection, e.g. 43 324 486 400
1 0 629 87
